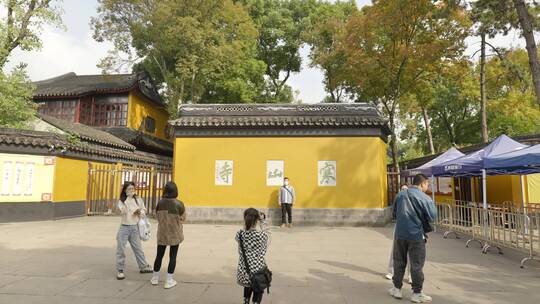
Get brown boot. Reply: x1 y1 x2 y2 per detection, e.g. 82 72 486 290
288 223 293 228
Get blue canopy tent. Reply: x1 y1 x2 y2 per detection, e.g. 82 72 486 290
430 135 529 248
403 147 465 202
432 135 529 177
485 144 540 175
403 147 465 177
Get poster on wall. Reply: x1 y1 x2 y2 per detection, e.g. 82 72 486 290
266 160 284 186
25 163 35 195
438 177 452 194
318 160 337 186
13 162 24 195
215 160 233 186
1 161 12 195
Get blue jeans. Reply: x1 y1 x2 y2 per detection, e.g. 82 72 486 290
116 224 148 271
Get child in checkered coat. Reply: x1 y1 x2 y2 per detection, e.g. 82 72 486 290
236 208 270 304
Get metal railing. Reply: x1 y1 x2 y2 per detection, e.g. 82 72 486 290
86 162 172 216
435 202 540 268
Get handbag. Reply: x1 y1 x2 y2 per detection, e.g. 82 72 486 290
239 232 272 293
138 216 151 241
135 198 151 241
405 190 434 236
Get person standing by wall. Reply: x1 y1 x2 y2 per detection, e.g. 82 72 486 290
385 184 411 284
151 182 186 289
389 174 437 303
278 177 295 228
115 182 153 280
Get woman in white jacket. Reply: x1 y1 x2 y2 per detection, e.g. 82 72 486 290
115 182 153 279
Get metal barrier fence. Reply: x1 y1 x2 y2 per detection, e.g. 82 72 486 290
435 202 540 268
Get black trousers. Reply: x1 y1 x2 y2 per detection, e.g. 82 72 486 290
392 238 426 293
244 287 263 303
153 244 179 274
281 203 292 224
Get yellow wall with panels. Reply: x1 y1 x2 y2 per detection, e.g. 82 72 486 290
53 157 113 202
0 154 55 202
127 91 170 141
173 137 388 209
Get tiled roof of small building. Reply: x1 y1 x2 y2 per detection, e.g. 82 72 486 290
98 127 174 156
39 114 135 151
0 128 170 165
171 103 390 133
33 72 164 106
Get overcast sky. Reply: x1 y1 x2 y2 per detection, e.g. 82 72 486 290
3 0 531 103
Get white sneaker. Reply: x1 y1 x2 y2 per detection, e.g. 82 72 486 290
116 271 125 280
150 276 159 285
389 286 403 299
411 292 432 303
164 279 177 289
385 273 393 280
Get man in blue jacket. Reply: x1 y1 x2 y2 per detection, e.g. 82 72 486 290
389 174 437 303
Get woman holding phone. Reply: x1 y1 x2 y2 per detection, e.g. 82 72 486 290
115 181 153 280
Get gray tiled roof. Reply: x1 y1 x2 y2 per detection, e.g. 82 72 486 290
171 103 389 132
33 72 164 106
0 128 170 165
39 114 135 151
97 127 173 156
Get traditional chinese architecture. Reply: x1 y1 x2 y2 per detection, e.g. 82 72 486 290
32 72 173 156
171 103 391 226
0 117 171 222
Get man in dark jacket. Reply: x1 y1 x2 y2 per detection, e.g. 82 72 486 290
389 174 437 303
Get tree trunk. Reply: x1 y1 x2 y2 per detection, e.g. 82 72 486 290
480 33 489 143
421 106 435 154
388 112 400 174
513 0 540 107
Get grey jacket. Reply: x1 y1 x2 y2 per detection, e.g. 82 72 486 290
278 185 295 204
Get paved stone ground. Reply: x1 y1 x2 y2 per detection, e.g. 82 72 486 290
0 217 539 304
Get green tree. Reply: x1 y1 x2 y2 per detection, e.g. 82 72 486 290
0 0 63 128
470 0 520 142
400 79 437 154
92 0 266 115
471 0 540 108
238 0 318 103
0 67 36 128
0 0 63 68
424 61 481 150
338 0 470 172
304 0 356 103
485 49 540 136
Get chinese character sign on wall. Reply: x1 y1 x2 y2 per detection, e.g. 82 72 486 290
215 160 233 186
0 154 54 202
318 160 337 186
266 160 284 186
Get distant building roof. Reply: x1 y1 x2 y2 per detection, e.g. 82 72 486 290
171 103 391 139
33 72 164 107
0 128 170 166
98 127 173 156
37 114 135 151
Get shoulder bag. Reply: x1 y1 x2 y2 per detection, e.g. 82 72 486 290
239 232 272 293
